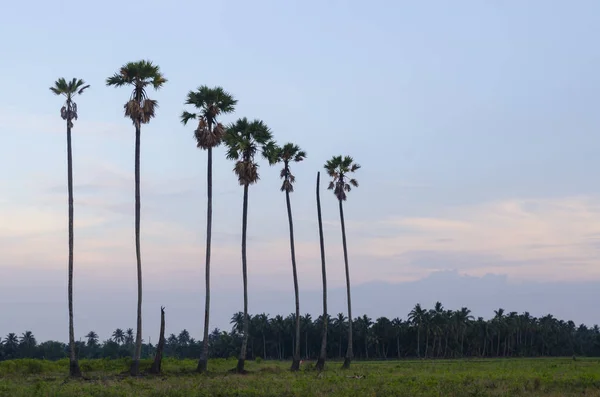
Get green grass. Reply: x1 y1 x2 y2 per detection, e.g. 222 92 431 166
1 357 600 396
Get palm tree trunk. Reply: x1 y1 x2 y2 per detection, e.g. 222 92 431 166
150 307 166 374
339 199 353 369
285 188 301 371
130 122 143 376
237 184 250 373
197 146 213 373
315 172 328 371
423 327 428 358
66 112 81 378
416 325 421 358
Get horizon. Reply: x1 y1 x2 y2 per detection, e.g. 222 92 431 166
2 1 600 346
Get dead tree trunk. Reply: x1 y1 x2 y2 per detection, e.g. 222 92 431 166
149 307 165 374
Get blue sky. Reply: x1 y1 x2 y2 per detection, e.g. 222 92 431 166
2 0 600 341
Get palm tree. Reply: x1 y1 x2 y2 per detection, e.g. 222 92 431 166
125 328 135 347
332 313 347 358
315 171 328 371
271 143 306 371
181 86 237 373
223 118 275 373
85 331 99 347
112 328 125 345
324 155 360 368
408 303 426 358
106 60 167 376
50 77 89 377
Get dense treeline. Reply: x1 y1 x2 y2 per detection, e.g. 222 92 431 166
3 303 600 361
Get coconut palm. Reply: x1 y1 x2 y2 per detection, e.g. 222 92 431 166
270 143 306 370
223 118 275 373
324 155 360 369
112 328 125 345
106 60 167 376
181 86 237 373
408 303 427 358
49 77 89 377
85 331 99 347
315 171 328 371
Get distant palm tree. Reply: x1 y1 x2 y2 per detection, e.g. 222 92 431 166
181 86 237 373
324 155 360 369
332 313 347 358
4 333 18 358
112 328 125 345
223 118 275 373
315 171 328 371
50 77 89 377
106 60 167 376
19 331 37 349
85 331 99 347
408 303 426 358
271 143 306 371
125 328 135 346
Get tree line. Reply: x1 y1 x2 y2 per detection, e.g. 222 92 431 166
3 303 600 362
51 59 358 377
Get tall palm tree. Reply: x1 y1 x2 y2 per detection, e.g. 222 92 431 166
106 60 167 376
50 77 89 377
181 86 237 373
223 118 275 373
324 155 360 369
271 143 306 371
315 171 328 371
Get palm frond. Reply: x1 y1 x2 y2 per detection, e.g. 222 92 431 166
180 111 197 125
106 73 129 87
77 84 90 95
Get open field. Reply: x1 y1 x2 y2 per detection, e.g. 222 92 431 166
1 357 600 396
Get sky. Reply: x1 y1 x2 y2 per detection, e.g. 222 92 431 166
1 0 600 343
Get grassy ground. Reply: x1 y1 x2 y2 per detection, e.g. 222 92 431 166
1 357 600 396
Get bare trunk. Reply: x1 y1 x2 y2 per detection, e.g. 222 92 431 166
66 110 81 378
424 327 429 358
285 185 301 371
315 172 328 371
339 200 353 369
150 307 165 374
197 146 213 373
416 324 421 358
130 121 143 376
237 184 250 373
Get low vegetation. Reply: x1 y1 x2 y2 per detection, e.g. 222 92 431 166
1 357 600 396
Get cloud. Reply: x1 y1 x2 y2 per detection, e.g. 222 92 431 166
359 196 600 281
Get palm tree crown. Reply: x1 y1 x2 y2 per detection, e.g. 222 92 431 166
223 118 275 186
181 86 237 149
49 78 90 128
324 155 360 201
105 60 167 124
272 143 307 193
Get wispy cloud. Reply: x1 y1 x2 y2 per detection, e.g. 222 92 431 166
359 196 600 281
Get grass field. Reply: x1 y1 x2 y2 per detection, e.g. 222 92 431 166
1 357 600 396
